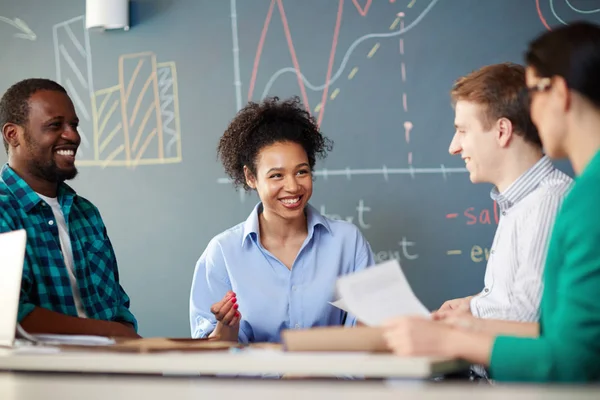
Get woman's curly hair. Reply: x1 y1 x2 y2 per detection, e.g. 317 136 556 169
217 96 333 191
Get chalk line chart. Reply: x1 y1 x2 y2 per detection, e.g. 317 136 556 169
536 0 600 30
223 0 466 196
52 16 182 168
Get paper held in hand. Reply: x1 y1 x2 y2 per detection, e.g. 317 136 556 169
332 259 430 326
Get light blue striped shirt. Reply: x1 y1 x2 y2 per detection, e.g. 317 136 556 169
190 202 375 343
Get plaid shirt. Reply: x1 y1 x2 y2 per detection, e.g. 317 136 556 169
0 164 137 331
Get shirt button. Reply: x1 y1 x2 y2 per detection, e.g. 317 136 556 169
292 286 297 291
502 211 506 216
491 250 495 254
48 220 54 225
295 324 300 329
484 288 489 293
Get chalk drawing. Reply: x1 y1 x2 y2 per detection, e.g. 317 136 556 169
537 0 600 30
53 16 182 168
224 0 462 190
0 16 36 40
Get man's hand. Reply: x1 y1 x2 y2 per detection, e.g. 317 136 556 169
432 296 473 319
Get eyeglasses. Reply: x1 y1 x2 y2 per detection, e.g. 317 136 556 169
526 77 552 94
523 77 552 105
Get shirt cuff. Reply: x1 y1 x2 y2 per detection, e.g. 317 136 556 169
115 308 138 332
17 302 36 322
490 335 546 382
469 297 480 318
192 317 215 339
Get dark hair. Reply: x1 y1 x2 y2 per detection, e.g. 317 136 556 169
217 96 333 191
525 21 600 108
0 78 67 153
451 62 542 147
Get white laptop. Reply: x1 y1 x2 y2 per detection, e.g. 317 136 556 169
0 229 27 348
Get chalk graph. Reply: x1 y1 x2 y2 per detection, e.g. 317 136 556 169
536 0 600 30
221 0 464 190
52 16 182 168
535 0 600 30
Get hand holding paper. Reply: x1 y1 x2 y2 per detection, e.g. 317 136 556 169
334 259 430 326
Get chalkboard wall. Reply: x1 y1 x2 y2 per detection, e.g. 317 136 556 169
1 0 597 337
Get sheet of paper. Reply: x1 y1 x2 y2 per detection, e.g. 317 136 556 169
328 298 350 313
335 259 430 326
31 334 116 346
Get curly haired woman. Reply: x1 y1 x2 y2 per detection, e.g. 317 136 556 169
189 97 375 343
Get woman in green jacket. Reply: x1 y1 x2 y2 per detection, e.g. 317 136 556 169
383 21 600 383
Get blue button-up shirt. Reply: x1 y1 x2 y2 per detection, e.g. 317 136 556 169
190 202 375 343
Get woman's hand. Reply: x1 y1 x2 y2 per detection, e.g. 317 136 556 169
209 291 241 341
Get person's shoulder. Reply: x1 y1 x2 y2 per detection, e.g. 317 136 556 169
317 213 371 253
0 182 21 224
203 221 246 254
72 192 103 220
559 166 600 222
211 221 246 245
520 169 572 211
537 167 573 196
0 185 15 208
194 221 246 269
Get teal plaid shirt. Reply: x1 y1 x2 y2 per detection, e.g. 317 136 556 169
0 164 137 331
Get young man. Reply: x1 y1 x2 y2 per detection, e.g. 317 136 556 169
436 62 572 323
0 78 139 338
383 24 600 382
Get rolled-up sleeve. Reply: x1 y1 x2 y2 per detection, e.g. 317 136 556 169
114 283 138 331
17 277 35 322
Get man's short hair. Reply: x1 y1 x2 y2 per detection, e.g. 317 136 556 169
450 62 541 147
0 78 67 154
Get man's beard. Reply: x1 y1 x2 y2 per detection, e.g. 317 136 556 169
24 134 78 183
29 157 78 183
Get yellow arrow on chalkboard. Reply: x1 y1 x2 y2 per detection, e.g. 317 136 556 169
0 16 36 40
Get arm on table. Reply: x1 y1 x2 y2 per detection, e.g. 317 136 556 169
443 316 539 337
489 204 600 382
20 307 140 338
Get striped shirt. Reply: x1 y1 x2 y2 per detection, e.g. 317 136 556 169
470 156 572 322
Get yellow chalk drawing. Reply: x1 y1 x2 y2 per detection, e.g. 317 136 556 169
330 88 340 100
53 16 182 168
87 52 182 168
348 67 359 80
367 43 380 58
